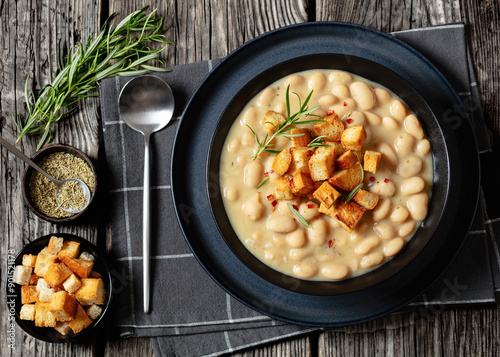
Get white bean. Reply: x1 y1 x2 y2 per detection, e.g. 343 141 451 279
348 256 360 273
344 111 366 127
241 130 254 146
286 230 307 248
289 248 308 262
328 70 353 84
372 199 392 221
407 192 429 220
244 161 264 188
319 94 338 107
332 84 350 99
274 101 287 115
404 114 424 140
236 155 247 167
242 193 264 221
350 81 376 110
374 88 392 104
298 201 320 221
355 235 381 255
257 87 276 107
374 222 395 240
267 215 297 233
278 199 300 214
293 260 318 279
399 221 416 237
416 139 431 157
390 99 407 120
308 220 328 246
377 142 399 166
382 116 400 131
227 138 240 153
308 72 327 91
369 179 396 197
401 177 425 195
224 186 239 202
284 74 305 89
384 237 405 257
397 156 423 178
240 106 258 127
315 249 336 262
322 263 350 280
394 133 415 157
364 112 382 126
390 206 409 223
360 252 384 269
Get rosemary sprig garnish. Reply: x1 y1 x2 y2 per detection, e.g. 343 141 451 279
256 177 269 189
345 151 364 203
287 203 310 228
15 6 173 150
247 85 323 160
308 135 331 148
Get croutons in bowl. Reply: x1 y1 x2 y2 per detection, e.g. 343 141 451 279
6 234 112 342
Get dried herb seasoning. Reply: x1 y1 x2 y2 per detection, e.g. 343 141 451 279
29 152 95 218
57 180 87 211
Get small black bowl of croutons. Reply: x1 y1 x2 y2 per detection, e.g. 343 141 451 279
6 233 113 342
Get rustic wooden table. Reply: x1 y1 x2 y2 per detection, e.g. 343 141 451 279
1 0 499 356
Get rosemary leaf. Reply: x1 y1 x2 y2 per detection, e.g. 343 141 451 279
287 203 311 228
257 177 269 189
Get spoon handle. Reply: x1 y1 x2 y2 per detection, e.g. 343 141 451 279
143 134 151 313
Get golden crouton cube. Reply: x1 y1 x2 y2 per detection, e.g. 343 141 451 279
318 202 336 216
288 147 313 176
20 304 36 321
312 114 344 141
275 177 294 200
262 110 286 134
324 141 344 156
313 182 341 209
35 302 57 328
34 249 58 278
67 304 93 334
341 125 367 151
308 147 336 182
49 291 78 322
89 271 103 279
291 172 315 196
62 257 94 279
328 164 363 191
364 150 382 174
86 305 103 320
272 149 292 176
44 263 73 288
57 241 81 260
290 128 312 147
75 278 105 306
353 189 380 210
22 254 37 268
336 150 358 169
62 274 82 294
47 236 64 255
14 265 32 286
330 201 366 233
21 285 38 304
29 272 40 285
54 322 71 336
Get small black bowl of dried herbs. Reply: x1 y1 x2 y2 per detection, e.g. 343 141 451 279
22 144 97 224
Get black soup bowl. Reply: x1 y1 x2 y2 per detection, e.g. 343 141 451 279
171 22 480 326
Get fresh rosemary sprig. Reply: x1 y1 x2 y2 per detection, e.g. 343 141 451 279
345 151 364 203
256 177 269 189
287 203 310 229
247 85 324 160
308 135 331 148
15 6 173 150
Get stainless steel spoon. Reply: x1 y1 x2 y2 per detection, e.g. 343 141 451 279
0 137 91 214
118 75 175 313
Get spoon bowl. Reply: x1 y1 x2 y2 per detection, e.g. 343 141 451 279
118 75 175 313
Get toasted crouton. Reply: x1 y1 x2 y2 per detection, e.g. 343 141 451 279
47 236 64 255
353 189 379 210
29 272 40 285
54 322 71 336
20 304 36 321
35 302 57 327
62 274 82 294
21 285 38 304
75 278 105 306
262 110 286 134
67 304 93 334
22 254 37 268
272 149 292 176
34 249 58 277
336 150 358 169
44 263 73 288
312 114 344 141
291 172 315 196
275 177 294 200
290 128 312 147
313 182 341 209
328 164 363 191
57 241 80 260
318 202 336 216
62 257 94 278
341 125 367 151
49 291 78 322
364 150 382 174
86 305 102 320
324 141 344 156
89 271 103 279
14 265 32 286
308 147 336 181
288 147 313 176
330 201 366 233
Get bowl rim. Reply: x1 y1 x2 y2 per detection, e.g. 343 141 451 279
6 233 113 342
22 143 97 224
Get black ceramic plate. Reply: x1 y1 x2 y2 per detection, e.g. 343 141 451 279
171 22 480 326
6 234 113 342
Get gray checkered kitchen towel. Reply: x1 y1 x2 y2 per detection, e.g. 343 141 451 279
99 24 495 357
